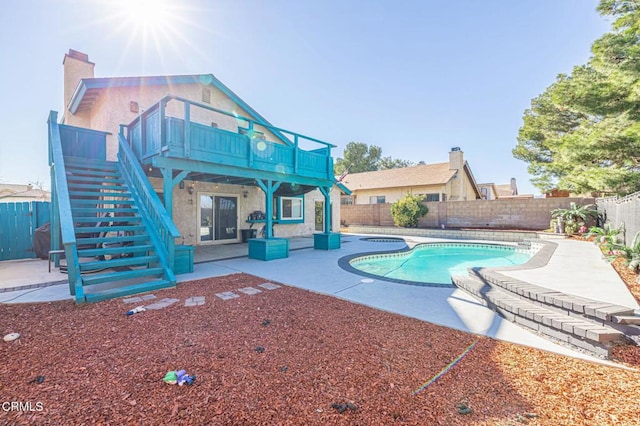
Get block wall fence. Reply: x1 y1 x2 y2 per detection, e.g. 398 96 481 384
597 191 640 246
340 197 596 231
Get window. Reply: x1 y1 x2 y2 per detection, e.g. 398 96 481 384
425 193 440 202
280 197 303 220
340 196 354 205
369 196 385 204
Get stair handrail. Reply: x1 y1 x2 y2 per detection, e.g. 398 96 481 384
48 111 83 298
117 130 180 272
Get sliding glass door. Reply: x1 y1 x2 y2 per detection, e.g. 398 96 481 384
199 194 238 243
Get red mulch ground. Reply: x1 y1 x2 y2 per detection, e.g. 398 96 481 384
2 270 640 425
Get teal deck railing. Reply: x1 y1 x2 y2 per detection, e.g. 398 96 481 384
127 95 335 181
117 130 179 279
47 111 84 298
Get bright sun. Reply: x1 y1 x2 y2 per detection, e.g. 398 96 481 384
119 0 171 33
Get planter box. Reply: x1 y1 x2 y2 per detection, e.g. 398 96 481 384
314 232 341 250
174 245 194 274
248 238 289 261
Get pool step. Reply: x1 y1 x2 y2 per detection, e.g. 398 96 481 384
471 268 636 322
451 270 637 359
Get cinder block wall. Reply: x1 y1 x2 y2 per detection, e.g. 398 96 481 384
341 197 596 230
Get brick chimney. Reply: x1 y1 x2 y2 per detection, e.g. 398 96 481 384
63 49 94 115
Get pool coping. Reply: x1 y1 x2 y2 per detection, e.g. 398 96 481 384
337 239 558 288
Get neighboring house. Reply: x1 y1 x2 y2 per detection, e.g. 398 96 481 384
0 184 50 202
340 147 481 204
477 183 499 200
62 50 341 247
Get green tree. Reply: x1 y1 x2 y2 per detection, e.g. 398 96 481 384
334 142 382 175
378 156 414 170
334 142 412 175
514 0 640 196
390 194 428 228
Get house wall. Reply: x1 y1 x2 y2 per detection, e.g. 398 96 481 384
149 178 339 246
341 197 596 230
352 184 447 205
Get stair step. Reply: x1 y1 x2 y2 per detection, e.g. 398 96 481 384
67 183 127 191
472 269 636 321
69 190 131 198
71 199 136 206
83 279 174 303
65 157 118 171
75 225 145 234
66 168 120 178
453 275 624 349
65 174 124 184
73 216 142 224
72 207 139 215
78 244 154 258
611 315 640 325
79 255 159 271
82 267 164 286
76 234 149 246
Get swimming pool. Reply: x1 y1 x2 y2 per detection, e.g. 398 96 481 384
346 242 533 286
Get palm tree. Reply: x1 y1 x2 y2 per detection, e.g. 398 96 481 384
551 202 600 225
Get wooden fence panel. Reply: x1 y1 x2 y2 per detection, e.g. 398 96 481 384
0 201 51 261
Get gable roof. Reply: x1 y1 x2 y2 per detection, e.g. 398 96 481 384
341 162 456 191
67 73 292 145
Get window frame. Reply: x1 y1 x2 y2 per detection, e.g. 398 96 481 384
278 196 305 222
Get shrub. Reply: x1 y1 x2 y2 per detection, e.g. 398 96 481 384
390 194 428 228
620 231 640 273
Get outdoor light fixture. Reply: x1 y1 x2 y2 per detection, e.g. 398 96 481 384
179 181 185 190
243 191 249 198
188 184 195 195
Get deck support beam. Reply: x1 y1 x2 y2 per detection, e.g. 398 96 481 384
161 168 189 220
314 186 341 250
255 179 281 239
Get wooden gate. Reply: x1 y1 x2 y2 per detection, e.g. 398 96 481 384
0 201 50 261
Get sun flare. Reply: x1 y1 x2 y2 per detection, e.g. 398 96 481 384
118 0 172 33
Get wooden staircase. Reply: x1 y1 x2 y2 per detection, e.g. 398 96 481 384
63 156 175 302
452 268 640 358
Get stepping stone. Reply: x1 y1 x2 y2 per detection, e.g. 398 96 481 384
185 296 206 307
145 298 180 310
123 294 157 304
258 283 280 290
215 291 240 301
238 287 262 296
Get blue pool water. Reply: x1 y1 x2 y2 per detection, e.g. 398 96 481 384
350 243 532 285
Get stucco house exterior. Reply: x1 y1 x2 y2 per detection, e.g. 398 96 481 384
340 147 481 204
62 50 340 247
51 49 344 302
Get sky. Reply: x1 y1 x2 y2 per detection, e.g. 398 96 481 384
0 0 612 195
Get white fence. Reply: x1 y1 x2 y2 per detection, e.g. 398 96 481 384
597 191 640 245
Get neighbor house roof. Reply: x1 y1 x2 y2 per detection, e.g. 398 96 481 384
341 162 456 191
495 183 516 197
0 184 50 201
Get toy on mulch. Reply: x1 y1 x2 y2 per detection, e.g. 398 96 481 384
126 306 146 316
163 369 196 386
